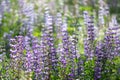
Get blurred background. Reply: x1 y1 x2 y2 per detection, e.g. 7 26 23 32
0 0 120 56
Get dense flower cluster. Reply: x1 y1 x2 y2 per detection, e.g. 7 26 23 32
7 7 120 80
0 0 120 80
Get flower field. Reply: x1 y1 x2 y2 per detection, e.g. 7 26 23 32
0 0 120 80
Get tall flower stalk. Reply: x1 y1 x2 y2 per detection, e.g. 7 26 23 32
10 36 24 79
94 42 104 80
32 37 43 79
83 11 95 60
18 0 36 37
68 35 78 79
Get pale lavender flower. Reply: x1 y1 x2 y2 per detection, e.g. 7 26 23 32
98 0 105 25
98 6 104 25
18 0 36 36
83 11 89 26
55 13 63 39
0 0 10 24
0 1 6 24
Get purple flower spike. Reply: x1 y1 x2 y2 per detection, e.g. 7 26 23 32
32 37 43 79
60 19 70 67
84 38 94 60
24 36 34 72
87 16 95 42
10 36 25 79
94 42 104 80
